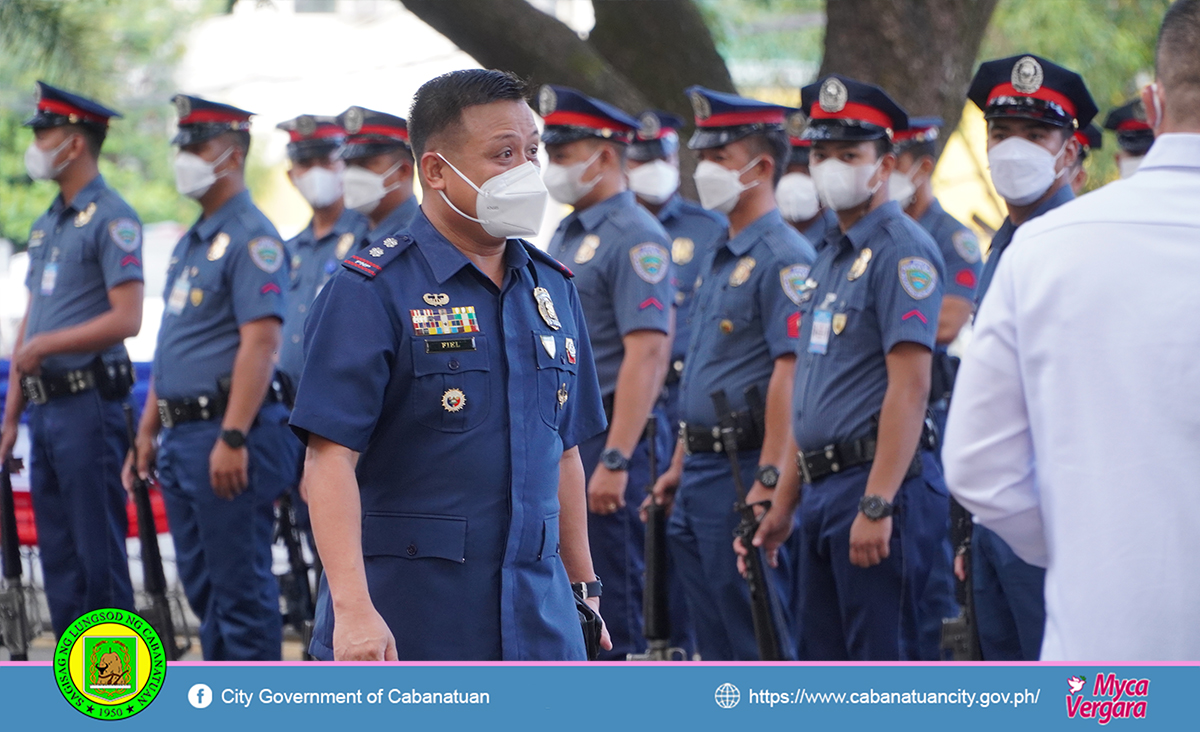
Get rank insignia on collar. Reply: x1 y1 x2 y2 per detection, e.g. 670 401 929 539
730 256 756 287
832 312 847 335
442 388 466 413
575 234 599 264
383 237 399 248
540 334 557 359
848 247 872 281
672 237 694 265
411 306 480 336
74 202 96 228
208 232 230 261
335 232 355 260
29 230 44 247
423 293 449 306
369 246 384 257
565 337 577 364
534 287 562 330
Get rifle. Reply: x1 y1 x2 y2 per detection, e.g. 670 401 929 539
276 491 315 659
712 390 786 661
628 416 686 661
123 404 190 660
0 457 31 660
941 498 981 660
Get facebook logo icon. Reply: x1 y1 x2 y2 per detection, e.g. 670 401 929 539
188 684 213 709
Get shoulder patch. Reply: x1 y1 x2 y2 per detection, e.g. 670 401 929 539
107 218 142 253
248 237 284 273
952 229 981 264
898 257 938 300
342 234 413 278
780 264 812 306
524 242 574 278
630 242 669 284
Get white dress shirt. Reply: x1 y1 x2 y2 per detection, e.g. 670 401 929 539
943 134 1200 661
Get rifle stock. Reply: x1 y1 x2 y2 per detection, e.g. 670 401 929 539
1 457 31 660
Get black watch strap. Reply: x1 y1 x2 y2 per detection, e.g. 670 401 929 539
572 577 603 599
220 428 246 449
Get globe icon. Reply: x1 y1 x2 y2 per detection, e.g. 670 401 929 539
714 682 741 709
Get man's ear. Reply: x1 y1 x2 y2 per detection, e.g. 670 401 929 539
878 151 898 177
918 155 936 179
421 152 447 191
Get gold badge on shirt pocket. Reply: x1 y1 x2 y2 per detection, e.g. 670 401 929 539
207 232 230 261
190 288 204 307
672 237 694 265
832 313 847 335
847 247 872 281
574 234 600 264
729 256 756 287
74 202 96 228
335 232 355 260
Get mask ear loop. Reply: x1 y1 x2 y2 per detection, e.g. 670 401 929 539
435 153 488 225
737 155 766 193
47 134 80 176
209 145 237 183
1050 132 1074 182
576 148 605 192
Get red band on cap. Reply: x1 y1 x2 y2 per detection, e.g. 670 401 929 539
809 102 893 132
38 99 108 125
289 127 345 143
987 83 1077 120
789 137 811 147
355 124 409 141
894 126 936 143
1116 119 1152 132
697 109 786 128
544 110 634 133
181 109 251 125
1073 131 1090 147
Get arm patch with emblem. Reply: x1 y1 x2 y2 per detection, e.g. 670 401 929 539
898 257 937 299
629 242 669 284
249 237 284 273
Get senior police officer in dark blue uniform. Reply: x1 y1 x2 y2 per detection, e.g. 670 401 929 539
127 95 294 660
290 69 609 660
0 82 141 636
782 76 952 660
650 87 815 660
779 116 839 247
542 85 676 660
336 107 419 242
1103 99 1155 178
958 54 1098 662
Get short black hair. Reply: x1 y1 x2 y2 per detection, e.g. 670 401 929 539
67 124 106 158
742 128 790 185
408 69 529 158
1157 0 1200 121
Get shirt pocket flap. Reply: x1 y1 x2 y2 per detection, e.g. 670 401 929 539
532 331 579 374
362 513 467 562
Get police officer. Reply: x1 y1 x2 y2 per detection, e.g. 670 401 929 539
1068 123 1103 194
127 95 293 660
961 54 1098 661
542 85 676 659
778 114 839 246
787 75 951 660
290 69 608 660
650 87 815 660
0 82 141 636
336 106 418 241
1103 99 1156 178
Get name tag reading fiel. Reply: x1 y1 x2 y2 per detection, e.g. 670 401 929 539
425 337 477 353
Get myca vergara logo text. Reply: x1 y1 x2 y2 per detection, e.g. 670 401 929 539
1066 673 1149 725
54 608 167 720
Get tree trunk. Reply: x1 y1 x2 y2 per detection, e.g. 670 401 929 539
821 0 1000 153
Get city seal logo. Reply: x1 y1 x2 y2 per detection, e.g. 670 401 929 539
54 608 166 720
898 257 937 300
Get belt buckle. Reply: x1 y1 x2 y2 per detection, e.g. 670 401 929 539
20 376 48 405
679 422 692 456
797 450 813 485
156 399 174 429
710 425 723 454
67 369 92 394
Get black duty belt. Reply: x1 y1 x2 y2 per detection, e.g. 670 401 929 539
681 411 761 454
20 368 97 405
157 377 286 428
799 419 937 484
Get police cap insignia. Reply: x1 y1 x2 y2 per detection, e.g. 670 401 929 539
539 85 557 117
344 106 364 134
1011 55 1044 95
638 112 661 140
175 95 191 118
690 90 712 121
296 114 317 137
819 78 849 113
785 110 808 139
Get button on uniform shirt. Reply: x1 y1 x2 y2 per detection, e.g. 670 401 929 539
279 208 370 385
290 211 606 660
944 134 1200 661
549 190 675 395
153 190 288 400
918 198 982 304
793 201 944 450
680 209 815 426
653 193 727 368
24 175 143 372
976 186 1073 304
367 195 419 242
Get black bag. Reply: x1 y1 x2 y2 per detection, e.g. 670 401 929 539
575 589 603 660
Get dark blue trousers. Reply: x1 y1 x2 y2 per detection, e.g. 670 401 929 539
668 449 797 660
27 392 135 636
972 524 1046 660
796 451 952 660
157 402 293 660
917 398 959 660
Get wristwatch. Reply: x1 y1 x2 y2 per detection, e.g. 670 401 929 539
572 576 603 599
755 464 780 488
858 494 895 521
220 428 247 449
600 448 630 472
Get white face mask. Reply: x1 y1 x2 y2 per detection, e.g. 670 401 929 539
694 157 763 214
1118 155 1144 179
436 154 549 239
343 160 403 215
543 149 602 205
24 136 76 181
776 172 821 222
175 147 233 199
810 158 883 211
628 159 680 205
987 135 1068 206
293 166 343 209
888 168 919 207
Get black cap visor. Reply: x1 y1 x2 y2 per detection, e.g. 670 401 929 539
984 97 1073 127
1116 130 1155 156
687 123 782 150
801 119 890 142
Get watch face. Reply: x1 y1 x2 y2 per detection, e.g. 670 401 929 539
601 449 628 470
757 465 780 487
860 495 889 519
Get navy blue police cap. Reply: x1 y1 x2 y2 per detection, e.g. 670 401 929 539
1074 123 1103 159
1103 99 1154 156
784 109 812 166
335 106 409 161
894 116 943 151
538 85 639 146
799 75 908 143
629 110 684 161
25 81 121 130
968 54 1098 129
685 86 792 150
277 115 346 161
172 94 253 146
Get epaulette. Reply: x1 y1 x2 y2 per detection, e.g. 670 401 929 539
523 241 574 278
343 233 414 278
